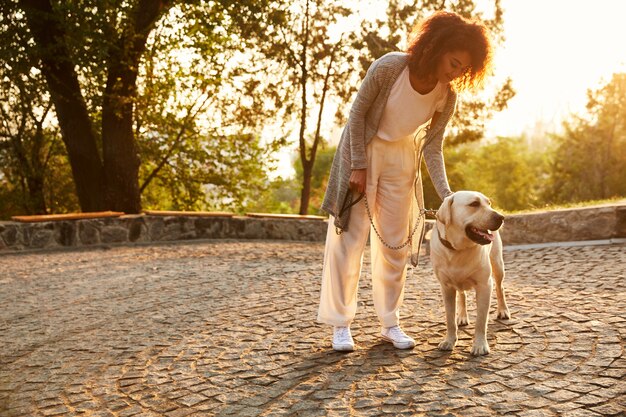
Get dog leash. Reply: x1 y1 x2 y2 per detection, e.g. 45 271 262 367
335 189 437 251
335 128 439 251
364 194 438 250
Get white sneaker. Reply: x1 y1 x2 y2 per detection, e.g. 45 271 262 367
380 325 415 349
332 326 354 352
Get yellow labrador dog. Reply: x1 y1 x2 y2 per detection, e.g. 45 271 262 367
430 191 510 355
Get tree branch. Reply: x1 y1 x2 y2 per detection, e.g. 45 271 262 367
310 37 342 169
139 92 212 194
298 0 310 165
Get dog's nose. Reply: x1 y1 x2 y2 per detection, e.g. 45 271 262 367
491 212 505 229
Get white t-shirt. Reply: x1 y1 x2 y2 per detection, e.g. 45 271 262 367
376 67 448 142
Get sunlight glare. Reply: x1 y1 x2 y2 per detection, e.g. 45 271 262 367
488 0 626 137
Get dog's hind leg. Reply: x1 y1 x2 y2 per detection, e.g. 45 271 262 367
471 279 493 356
491 254 510 320
438 284 458 351
457 291 469 326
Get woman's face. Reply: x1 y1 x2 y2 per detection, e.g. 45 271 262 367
436 50 472 84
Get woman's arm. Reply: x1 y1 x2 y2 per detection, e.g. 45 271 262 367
348 60 382 170
424 112 453 199
430 111 441 131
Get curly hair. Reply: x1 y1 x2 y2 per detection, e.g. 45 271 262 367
407 11 493 91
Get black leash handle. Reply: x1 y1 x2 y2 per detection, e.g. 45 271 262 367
335 190 364 235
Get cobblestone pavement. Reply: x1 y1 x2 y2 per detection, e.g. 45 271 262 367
0 240 625 417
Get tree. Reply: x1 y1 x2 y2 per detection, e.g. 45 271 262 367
133 5 286 212
4 0 288 214
246 176 301 214
0 6 77 218
256 0 360 214
444 136 549 211
294 143 336 215
0 66 51 215
245 143 336 215
545 73 626 203
13 0 162 212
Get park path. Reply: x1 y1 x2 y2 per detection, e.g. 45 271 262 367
0 240 624 416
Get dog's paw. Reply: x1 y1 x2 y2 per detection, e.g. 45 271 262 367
496 309 511 320
457 315 469 327
438 338 457 351
470 341 490 356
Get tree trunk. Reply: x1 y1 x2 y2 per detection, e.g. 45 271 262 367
19 0 106 212
101 0 168 213
300 161 313 215
299 37 340 216
9 135 47 214
297 0 310 215
102 58 142 213
28 118 48 214
26 176 47 214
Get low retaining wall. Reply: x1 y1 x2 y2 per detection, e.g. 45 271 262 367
1 204 625 252
499 203 626 245
0 215 326 252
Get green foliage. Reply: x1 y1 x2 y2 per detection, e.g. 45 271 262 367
0 0 291 217
442 136 549 211
252 0 364 213
1 0 623 220
420 136 546 211
248 143 336 215
246 176 300 214
140 133 277 213
545 73 626 203
423 73 626 212
0 3 78 218
505 197 626 215
0 139 79 219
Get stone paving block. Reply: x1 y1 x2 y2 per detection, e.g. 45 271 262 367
517 409 558 417
590 403 626 416
38 405 68 416
562 409 603 417
0 240 624 416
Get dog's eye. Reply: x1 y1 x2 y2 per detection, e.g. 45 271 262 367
469 201 481 207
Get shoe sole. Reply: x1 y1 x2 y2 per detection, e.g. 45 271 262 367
380 334 415 350
332 343 354 352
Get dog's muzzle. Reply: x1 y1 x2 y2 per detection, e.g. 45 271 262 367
466 213 505 245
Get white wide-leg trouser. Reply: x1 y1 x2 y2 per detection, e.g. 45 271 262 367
318 135 416 328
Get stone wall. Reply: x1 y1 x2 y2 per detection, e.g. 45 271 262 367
1 203 625 252
0 215 327 252
499 203 626 245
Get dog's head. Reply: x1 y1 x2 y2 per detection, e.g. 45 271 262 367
437 191 505 246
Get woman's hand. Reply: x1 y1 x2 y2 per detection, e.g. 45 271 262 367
349 169 367 194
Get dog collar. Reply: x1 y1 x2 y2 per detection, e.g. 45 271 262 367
438 235 456 251
435 222 456 251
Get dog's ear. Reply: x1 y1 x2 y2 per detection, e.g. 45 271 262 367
437 194 455 226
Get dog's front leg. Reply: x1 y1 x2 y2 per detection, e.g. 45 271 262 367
471 279 493 356
438 284 457 351
457 290 469 326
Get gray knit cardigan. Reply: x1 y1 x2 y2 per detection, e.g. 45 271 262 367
322 52 457 231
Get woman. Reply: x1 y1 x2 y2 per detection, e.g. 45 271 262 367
317 11 493 351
